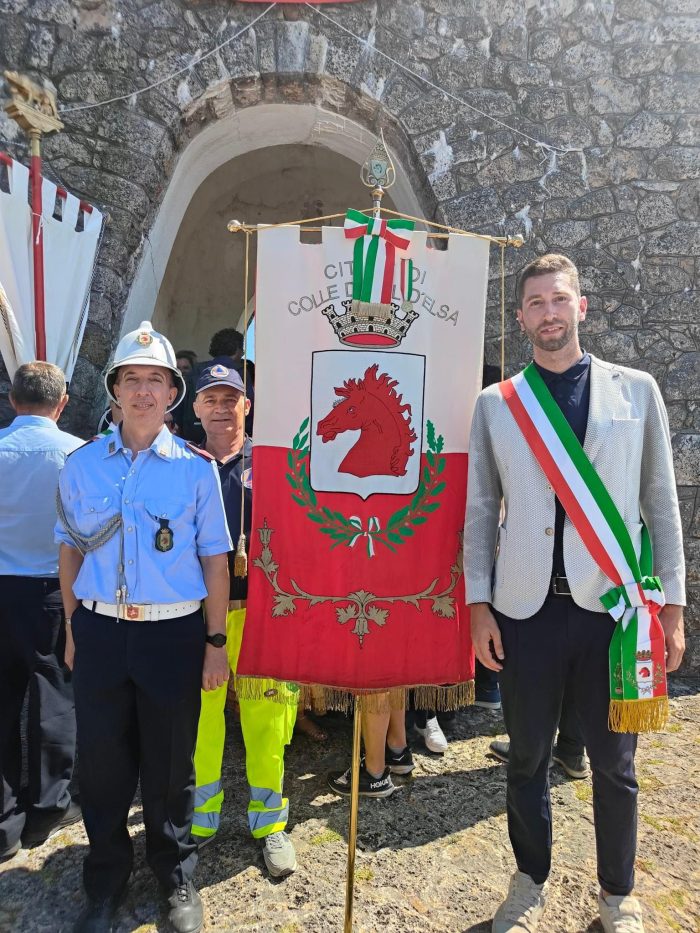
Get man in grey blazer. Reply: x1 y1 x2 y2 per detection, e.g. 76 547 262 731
465 254 685 933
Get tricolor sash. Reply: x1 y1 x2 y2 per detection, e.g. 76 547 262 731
500 363 668 734
344 209 413 317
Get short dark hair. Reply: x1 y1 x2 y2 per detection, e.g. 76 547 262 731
517 253 581 305
209 329 244 357
11 361 66 408
175 350 197 365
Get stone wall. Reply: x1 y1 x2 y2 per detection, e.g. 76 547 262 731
0 0 698 669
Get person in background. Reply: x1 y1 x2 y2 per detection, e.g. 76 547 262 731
175 351 197 379
190 359 297 877
328 701 413 798
175 330 246 443
0 362 82 862
97 399 123 435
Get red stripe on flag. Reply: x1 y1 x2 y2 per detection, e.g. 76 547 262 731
500 380 623 586
381 241 395 303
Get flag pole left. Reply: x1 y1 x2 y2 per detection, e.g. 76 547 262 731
4 70 63 360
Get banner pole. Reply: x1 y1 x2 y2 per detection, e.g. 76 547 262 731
29 129 46 361
343 694 362 933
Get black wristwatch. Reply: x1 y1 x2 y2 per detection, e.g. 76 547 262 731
205 633 227 648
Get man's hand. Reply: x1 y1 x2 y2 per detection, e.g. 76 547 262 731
202 644 230 691
658 604 685 672
64 624 75 671
470 602 504 672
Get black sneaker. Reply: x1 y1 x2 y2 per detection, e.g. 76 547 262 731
552 749 590 780
22 800 82 847
165 880 203 933
385 744 415 775
327 764 396 798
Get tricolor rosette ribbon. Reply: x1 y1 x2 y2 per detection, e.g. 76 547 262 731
344 208 413 312
348 515 381 558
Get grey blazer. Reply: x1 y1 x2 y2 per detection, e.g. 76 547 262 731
464 355 686 618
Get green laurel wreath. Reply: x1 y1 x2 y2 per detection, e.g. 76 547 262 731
286 418 446 555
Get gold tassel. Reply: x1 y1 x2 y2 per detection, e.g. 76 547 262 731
233 533 248 578
608 696 669 734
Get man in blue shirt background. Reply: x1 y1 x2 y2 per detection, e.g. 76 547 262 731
0 361 82 862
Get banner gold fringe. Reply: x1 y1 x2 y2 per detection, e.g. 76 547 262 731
233 676 474 713
351 299 392 321
608 696 669 734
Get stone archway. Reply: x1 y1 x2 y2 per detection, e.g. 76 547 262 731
124 99 427 351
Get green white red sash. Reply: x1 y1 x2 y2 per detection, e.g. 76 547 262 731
500 363 668 734
344 209 413 311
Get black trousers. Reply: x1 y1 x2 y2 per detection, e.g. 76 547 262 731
495 596 638 896
71 605 205 900
0 575 75 851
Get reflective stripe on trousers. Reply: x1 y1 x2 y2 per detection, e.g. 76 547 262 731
192 608 297 839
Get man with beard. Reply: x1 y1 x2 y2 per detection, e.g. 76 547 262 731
465 254 685 933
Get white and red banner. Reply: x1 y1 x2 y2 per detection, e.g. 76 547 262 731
238 223 489 694
0 156 102 380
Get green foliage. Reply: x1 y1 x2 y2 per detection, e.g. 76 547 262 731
286 418 448 557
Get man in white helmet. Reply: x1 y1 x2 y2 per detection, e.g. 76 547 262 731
55 322 232 933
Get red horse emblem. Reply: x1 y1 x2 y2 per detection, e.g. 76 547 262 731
316 364 417 478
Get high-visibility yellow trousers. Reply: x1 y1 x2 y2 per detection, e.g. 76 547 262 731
192 608 297 840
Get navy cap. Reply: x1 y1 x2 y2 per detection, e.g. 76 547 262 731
195 357 246 395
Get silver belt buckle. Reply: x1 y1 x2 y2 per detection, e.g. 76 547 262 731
551 575 571 596
124 604 147 621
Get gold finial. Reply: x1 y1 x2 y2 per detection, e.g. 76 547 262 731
3 71 63 140
360 128 396 191
361 129 395 215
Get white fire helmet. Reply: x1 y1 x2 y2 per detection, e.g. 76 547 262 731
104 321 186 412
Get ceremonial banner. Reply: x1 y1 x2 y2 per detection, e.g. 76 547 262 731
237 223 489 704
0 156 102 379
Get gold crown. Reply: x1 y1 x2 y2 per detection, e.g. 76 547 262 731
322 299 418 348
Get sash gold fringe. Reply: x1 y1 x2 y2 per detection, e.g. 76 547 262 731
351 299 392 321
233 677 474 713
608 696 669 734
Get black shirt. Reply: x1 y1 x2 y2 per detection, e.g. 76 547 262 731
216 437 253 600
533 352 591 577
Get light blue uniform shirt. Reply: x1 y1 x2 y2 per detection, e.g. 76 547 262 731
55 425 232 604
0 415 82 577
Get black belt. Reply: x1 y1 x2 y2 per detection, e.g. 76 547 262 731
551 575 572 597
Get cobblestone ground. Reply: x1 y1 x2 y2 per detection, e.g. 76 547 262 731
1 682 698 933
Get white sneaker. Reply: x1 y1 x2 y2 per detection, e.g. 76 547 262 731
416 716 448 754
598 893 644 932
492 870 548 932
262 830 297 877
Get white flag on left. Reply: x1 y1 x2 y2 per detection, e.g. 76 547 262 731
0 156 102 380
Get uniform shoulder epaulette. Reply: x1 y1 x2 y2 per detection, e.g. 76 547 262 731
66 435 100 458
186 442 215 461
